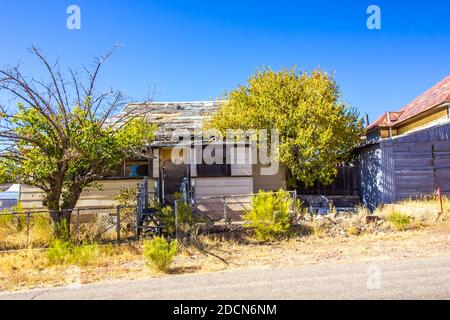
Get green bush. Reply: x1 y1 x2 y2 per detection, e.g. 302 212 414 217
174 193 197 226
53 219 70 241
70 243 100 266
143 236 177 272
114 187 137 207
47 240 71 265
159 205 176 234
244 190 293 241
388 211 411 230
158 194 198 236
46 240 99 266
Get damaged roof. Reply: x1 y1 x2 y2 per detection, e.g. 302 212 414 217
114 100 225 142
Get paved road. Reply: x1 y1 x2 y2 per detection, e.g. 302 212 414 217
2 255 450 300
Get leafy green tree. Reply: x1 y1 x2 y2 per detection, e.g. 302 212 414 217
0 46 156 234
210 67 363 187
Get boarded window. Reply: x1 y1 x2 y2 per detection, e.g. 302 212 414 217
196 145 231 177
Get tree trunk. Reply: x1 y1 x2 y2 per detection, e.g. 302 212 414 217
43 187 71 240
50 210 72 240
54 182 83 240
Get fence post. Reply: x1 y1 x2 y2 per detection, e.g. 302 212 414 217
116 206 121 243
26 212 31 247
174 200 179 240
223 196 228 227
293 191 298 225
75 208 80 245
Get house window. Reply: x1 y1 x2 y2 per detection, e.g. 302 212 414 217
196 145 231 177
124 161 150 178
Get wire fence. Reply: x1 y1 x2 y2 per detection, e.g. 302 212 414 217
174 191 298 238
0 206 136 251
1 191 301 250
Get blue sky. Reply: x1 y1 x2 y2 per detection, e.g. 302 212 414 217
1 0 449 123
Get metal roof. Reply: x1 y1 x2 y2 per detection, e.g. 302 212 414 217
368 75 450 130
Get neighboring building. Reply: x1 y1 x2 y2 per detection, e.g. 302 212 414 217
357 75 450 209
19 101 286 210
366 75 450 141
0 184 20 211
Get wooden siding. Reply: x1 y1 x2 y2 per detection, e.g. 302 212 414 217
19 179 155 210
152 148 160 178
359 121 450 208
192 177 253 198
380 128 398 138
397 108 448 135
252 164 286 192
230 144 253 176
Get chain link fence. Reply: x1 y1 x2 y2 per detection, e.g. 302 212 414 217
0 206 137 251
174 191 298 238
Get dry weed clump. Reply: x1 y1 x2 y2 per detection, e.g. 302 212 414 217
296 197 449 237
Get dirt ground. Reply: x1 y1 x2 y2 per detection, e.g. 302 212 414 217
1 219 449 292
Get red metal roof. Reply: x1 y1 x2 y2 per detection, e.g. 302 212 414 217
368 75 450 130
367 111 403 130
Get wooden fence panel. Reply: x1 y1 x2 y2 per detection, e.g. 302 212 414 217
297 166 361 196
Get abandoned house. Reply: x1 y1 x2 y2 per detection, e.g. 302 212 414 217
19 101 286 210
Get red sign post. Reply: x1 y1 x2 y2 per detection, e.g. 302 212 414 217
436 187 443 220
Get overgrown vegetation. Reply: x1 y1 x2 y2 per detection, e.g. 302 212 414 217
114 187 138 237
244 190 293 241
159 205 176 234
143 236 178 272
46 240 102 266
0 46 156 238
0 210 53 250
1 197 450 291
387 211 411 231
209 67 364 187
159 193 201 237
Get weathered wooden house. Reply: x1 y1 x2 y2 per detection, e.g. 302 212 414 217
117 101 286 204
19 101 286 209
357 75 450 209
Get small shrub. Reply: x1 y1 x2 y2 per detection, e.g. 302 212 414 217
158 194 199 236
46 240 99 266
244 190 293 241
173 193 203 238
53 218 71 241
159 205 176 234
70 243 99 266
46 240 71 265
143 236 177 272
114 187 137 207
312 223 325 238
174 193 197 226
346 225 360 236
388 211 410 230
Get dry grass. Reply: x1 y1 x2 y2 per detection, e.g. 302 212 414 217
0 214 53 250
1 198 450 292
375 196 449 223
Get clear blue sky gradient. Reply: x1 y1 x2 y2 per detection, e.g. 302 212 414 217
1 0 449 123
